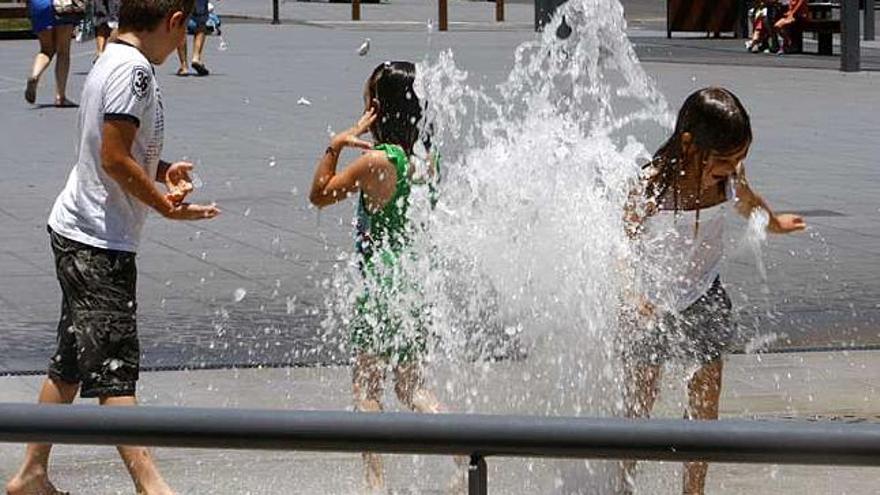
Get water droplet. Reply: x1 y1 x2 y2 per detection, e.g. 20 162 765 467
268 156 277 168
297 97 312 106
233 288 247 303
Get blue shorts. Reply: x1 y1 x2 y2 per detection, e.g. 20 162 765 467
190 0 209 28
29 0 78 33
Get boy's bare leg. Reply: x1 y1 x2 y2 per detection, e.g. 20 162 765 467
6 377 78 495
99 396 175 495
618 363 661 495
175 38 188 75
393 363 467 494
682 359 723 495
353 354 385 493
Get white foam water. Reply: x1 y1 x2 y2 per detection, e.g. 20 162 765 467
320 0 674 491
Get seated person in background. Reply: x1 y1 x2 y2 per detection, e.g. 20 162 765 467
775 0 809 53
746 0 781 53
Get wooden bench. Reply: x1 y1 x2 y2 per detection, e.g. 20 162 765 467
0 2 28 20
792 2 841 55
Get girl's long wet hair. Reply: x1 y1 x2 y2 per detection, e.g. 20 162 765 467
367 61 431 156
646 87 752 211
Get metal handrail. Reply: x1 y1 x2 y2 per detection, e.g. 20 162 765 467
2 403 879 494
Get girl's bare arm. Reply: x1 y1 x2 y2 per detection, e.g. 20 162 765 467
734 164 806 234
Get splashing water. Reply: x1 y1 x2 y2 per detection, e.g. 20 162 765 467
321 0 672 489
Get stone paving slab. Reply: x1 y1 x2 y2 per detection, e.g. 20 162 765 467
1 351 880 493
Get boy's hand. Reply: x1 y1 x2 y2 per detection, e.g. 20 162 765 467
164 202 221 221
331 108 376 151
165 161 195 205
772 213 806 234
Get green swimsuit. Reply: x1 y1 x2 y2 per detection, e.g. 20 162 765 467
350 144 427 362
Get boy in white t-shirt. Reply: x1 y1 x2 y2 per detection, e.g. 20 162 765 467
7 1 219 494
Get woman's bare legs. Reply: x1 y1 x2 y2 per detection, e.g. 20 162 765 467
26 30 56 103
52 25 74 105
353 354 386 493
618 363 662 494
682 359 723 495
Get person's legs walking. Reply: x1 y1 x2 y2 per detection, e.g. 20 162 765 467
682 359 723 495
5 378 78 495
26 30 56 103
99 396 174 495
52 25 74 105
176 36 188 75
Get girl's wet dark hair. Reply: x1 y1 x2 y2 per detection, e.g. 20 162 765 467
367 61 430 155
646 87 752 207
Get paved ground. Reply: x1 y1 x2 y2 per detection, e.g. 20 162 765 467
2 12 879 372
1 350 879 493
1 4 879 493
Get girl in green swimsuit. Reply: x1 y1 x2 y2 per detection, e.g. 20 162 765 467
309 61 458 492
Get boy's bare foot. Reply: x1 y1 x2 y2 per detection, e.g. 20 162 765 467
24 78 37 104
6 467 68 495
176 67 188 76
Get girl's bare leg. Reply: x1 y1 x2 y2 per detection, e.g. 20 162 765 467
5 377 78 495
618 363 662 494
682 359 722 495
393 362 467 494
26 30 56 103
52 25 74 105
353 354 386 493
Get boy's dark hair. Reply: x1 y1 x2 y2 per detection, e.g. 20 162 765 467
120 0 195 32
646 87 752 209
367 61 431 156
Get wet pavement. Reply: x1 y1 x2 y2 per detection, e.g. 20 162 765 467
1 7 878 375
1 350 879 493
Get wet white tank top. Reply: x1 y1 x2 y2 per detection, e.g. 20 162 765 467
641 179 736 312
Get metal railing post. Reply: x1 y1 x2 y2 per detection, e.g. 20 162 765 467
865 0 875 41
841 0 861 71
352 0 361 21
439 0 448 31
271 0 279 24
496 0 505 22
468 455 488 495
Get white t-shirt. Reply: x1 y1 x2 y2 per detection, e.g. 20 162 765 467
640 178 737 312
48 41 164 253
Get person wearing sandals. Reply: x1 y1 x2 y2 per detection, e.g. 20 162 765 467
24 0 80 106
175 0 210 75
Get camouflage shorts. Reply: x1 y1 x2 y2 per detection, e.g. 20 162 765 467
624 278 735 367
48 228 139 398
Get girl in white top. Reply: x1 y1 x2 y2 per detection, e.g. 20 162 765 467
620 87 805 495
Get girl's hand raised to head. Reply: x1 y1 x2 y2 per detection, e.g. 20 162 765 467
771 213 806 234
331 108 377 151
